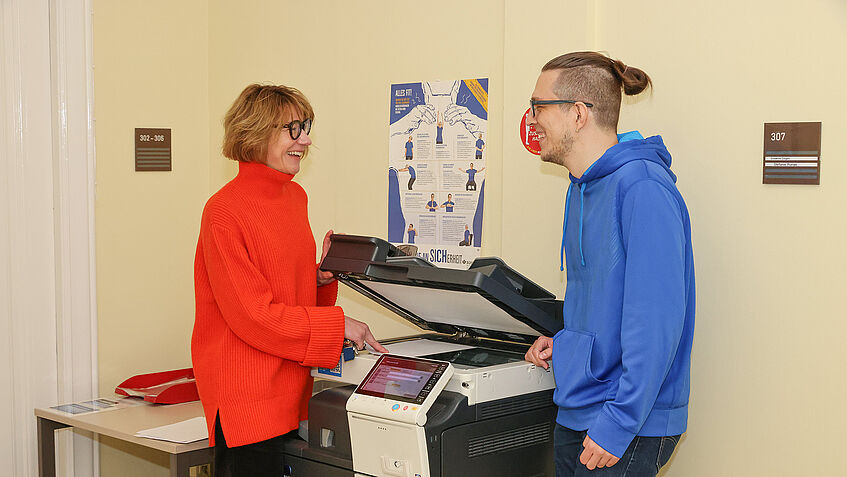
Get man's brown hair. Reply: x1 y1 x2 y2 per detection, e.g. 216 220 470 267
222 84 314 163
542 52 651 131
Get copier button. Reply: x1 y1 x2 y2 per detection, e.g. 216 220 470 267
381 456 409 477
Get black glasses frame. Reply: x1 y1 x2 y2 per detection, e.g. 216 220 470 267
277 118 313 140
530 99 594 117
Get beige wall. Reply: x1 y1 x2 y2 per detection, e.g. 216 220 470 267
593 1 847 475
93 1 847 475
93 0 208 474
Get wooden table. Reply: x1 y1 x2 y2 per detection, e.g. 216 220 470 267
35 400 213 477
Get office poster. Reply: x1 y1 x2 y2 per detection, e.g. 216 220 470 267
387 79 488 269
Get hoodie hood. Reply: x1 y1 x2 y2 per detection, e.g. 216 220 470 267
571 133 676 185
560 132 675 271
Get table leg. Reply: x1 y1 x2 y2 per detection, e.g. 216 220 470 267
170 446 214 477
37 417 71 477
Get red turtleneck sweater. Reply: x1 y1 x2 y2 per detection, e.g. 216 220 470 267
192 161 344 447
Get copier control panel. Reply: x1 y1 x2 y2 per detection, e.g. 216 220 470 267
346 355 455 477
347 354 453 426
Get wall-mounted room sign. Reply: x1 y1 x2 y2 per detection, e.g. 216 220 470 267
135 128 172 171
763 122 821 185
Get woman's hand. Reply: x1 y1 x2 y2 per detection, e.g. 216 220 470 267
344 315 389 353
317 230 336 286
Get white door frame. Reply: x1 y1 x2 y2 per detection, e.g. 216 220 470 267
49 0 99 475
1 0 98 475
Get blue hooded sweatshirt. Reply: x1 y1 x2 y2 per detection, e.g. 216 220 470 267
551 132 695 458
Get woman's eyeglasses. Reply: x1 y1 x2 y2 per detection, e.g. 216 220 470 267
277 118 312 140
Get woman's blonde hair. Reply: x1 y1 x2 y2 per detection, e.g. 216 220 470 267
222 84 314 163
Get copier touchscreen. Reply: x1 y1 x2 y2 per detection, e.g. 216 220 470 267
355 355 449 404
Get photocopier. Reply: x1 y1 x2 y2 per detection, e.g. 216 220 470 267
281 235 564 477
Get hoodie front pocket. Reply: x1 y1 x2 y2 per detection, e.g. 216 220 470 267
551 329 612 409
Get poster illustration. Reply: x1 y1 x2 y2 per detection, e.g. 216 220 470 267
388 78 488 269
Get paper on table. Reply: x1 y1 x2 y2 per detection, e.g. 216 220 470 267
134 416 208 444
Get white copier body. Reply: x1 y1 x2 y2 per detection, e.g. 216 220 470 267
288 235 563 477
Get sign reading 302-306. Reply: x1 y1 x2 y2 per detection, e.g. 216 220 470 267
135 128 172 171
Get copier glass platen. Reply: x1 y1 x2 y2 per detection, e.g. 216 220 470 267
287 234 564 477
347 355 453 477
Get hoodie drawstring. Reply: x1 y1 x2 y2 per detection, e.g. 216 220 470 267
559 132 655 272
578 183 586 266
560 184 572 271
561 182 587 270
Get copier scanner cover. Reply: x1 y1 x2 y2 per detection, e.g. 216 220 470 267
320 235 563 345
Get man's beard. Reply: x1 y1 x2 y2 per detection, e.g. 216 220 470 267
540 129 573 167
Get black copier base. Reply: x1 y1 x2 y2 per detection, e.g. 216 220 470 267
282 385 555 477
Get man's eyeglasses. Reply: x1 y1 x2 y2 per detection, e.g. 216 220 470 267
530 99 594 117
277 118 312 140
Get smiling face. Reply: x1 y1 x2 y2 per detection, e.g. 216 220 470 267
222 84 315 167
528 69 574 167
264 111 312 175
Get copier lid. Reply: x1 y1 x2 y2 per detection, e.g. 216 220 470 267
320 235 563 345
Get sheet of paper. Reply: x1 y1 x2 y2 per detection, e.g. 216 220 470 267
134 416 208 444
368 338 474 357
51 398 120 415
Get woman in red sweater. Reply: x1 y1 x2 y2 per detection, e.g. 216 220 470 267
193 84 387 476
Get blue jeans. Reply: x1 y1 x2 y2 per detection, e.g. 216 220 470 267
554 424 680 477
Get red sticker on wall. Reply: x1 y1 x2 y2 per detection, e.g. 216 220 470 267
520 108 541 155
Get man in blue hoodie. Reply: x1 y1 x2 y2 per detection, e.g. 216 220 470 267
524 52 695 477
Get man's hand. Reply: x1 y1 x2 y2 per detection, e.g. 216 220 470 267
344 315 389 353
580 436 619 470
317 230 336 286
524 335 553 369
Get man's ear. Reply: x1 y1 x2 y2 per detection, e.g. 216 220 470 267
573 102 590 132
